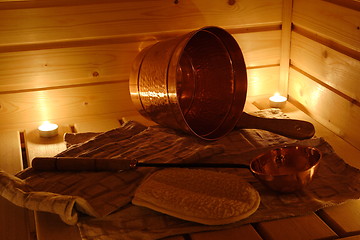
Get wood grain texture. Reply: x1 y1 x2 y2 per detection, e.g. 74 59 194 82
292 0 360 52
291 32 360 102
247 66 279 97
0 66 277 129
74 118 121 133
0 41 155 93
0 31 280 93
324 0 360 11
0 130 22 174
190 225 262 240
234 30 281 68
318 199 360 237
0 82 135 130
0 0 282 48
289 68 360 150
255 213 338 240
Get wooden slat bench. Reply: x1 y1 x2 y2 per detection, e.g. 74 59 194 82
1 98 359 240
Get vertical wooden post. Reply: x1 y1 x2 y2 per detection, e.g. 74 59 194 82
279 0 293 97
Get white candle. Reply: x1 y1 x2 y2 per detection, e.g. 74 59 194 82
269 93 287 108
38 121 59 138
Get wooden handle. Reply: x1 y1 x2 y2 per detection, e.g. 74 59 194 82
236 112 315 139
32 157 135 171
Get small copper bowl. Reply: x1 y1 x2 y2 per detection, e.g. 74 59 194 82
250 146 321 193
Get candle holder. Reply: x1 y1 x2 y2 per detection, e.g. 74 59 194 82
269 93 287 108
38 121 59 138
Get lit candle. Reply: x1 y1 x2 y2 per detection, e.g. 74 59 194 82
38 121 59 138
269 93 287 108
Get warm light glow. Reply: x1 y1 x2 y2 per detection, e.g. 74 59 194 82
269 92 287 108
38 121 58 137
37 91 50 122
269 92 287 103
38 121 58 131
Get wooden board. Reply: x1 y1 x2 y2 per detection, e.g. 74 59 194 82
255 213 338 240
74 118 121 133
247 66 279 97
292 0 360 52
0 30 281 93
291 32 360 102
0 82 134 131
233 30 281 68
0 0 282 48
190 225 262 240
0 130 22 174
0 41 155 93
0 66 278 130
288 68 360 150
318 199 360 237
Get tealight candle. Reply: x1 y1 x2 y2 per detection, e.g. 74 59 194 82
269 93 287 108
38 121 59 138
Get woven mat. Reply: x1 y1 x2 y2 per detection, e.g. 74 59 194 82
1 109 360 240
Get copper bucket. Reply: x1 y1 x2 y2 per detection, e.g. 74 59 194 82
129 26 247 140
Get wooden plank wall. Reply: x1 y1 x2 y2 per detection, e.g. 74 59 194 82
0 0 283 131
288 0 360 149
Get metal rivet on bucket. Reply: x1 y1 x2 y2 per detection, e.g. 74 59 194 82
129 26 247 140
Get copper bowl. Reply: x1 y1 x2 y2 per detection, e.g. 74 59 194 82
250 146 321 193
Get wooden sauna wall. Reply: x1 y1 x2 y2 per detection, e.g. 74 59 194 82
0 0 284 131
288 0 360 150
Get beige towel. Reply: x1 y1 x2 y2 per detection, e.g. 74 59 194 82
1 121 224 225
1 109 359 240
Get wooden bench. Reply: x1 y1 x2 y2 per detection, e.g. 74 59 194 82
1 97 359 240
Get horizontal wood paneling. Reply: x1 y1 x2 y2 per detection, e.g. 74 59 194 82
0 0 282 49
0 31 281 93
0 0 283 128
291 32 360 102
289 68 360 149
0 41 153 93
0 82 135 130
289 0 360 151
247 66 279 97
0 66 277 130
292 0 360 52
234 30 281 68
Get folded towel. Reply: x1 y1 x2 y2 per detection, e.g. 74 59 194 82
1 109 359 240
1 121 224 225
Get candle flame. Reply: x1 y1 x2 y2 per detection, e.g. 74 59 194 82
38 121 58 131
